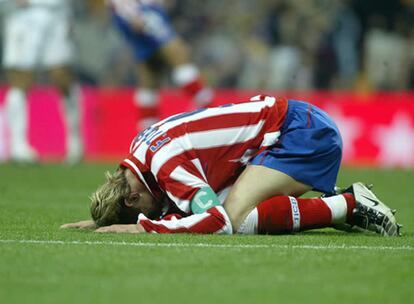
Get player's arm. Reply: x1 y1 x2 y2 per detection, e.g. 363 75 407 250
61 219 145 233
60 220 97 230
135 187 233 234
95 223 146 233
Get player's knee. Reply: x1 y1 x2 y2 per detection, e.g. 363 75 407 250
136 64 158 88
48 67 73 93
7 70 33 91
161 39 190 66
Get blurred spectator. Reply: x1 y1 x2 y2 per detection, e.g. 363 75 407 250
72 0 134 86
364 14 410 90
265 3 307 89
331 0 361 89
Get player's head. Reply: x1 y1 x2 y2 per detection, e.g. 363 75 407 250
90 168 160 227
90 168 133 227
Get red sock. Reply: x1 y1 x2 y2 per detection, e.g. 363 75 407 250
137 106 158 130
256 195 356 234
181 77 204 96
138 106 158 120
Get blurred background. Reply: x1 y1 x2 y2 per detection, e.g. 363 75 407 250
0 0 414 166
1 0 413 90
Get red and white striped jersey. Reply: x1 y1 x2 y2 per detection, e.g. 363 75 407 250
121 96 288 215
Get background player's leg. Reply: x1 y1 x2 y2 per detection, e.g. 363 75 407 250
4 70 37 162
160 38 214 108
134 62 160 130
43 9 82 163
2 9 44 162
48 67 83 164
224 164 312 232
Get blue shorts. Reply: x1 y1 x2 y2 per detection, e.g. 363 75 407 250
112 5 176 61
250 100 343 194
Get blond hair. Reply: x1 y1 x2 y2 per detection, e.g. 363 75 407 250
90 168 130 227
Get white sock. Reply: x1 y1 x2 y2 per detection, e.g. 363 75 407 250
172 64 200 87
321 195 348 224
134 89 159 130
134 88 159 107
5 88 29 153
172 64 213 107
193 87 214 107
62 85 82 160
237 208 259 235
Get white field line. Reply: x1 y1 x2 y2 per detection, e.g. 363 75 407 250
0 239 413 251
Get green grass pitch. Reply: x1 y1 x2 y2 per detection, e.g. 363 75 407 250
0 163 413 304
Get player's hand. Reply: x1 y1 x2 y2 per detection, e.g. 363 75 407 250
95 224 146 234
60 220 96 230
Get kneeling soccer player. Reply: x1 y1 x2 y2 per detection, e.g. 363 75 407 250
62 95 402 236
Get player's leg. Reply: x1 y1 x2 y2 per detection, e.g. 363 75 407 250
111 12 164 131
224 165 312 232
3 70 37 162
43 13 82 163
134 60 162 130
236 191 357 235
127 3 214 108
160 38 214 108
2 10 42 162
48 66 82 163
227 100 400 236
237 182 401 236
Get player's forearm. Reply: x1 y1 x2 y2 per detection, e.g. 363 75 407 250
138 206 233 234
137 187 233 234
60 220 97 230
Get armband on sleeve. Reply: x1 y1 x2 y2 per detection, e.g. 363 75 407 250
136 188 232 234
190 187 221 214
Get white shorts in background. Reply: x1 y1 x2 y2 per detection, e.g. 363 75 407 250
2 7 73 70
